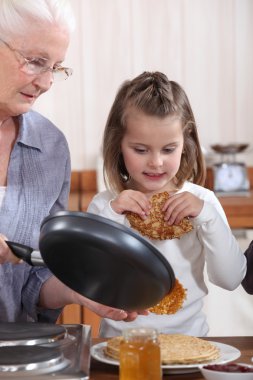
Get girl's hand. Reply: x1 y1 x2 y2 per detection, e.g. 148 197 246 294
110 190 151 219
163 191 204 225
0 234 22 264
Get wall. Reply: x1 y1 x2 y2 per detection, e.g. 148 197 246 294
33 0 253 170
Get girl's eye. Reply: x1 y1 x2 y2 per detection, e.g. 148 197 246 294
163 147 175 154
134 147 147 153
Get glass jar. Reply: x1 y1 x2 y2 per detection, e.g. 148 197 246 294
119 327 161 380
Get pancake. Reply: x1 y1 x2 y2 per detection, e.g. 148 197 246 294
126 191 193 240
148 278 187 314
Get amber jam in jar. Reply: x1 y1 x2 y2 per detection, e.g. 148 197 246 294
119 327 161 380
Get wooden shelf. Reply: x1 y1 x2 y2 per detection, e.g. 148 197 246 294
206 167 253 229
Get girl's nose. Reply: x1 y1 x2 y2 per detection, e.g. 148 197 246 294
148 153 163 167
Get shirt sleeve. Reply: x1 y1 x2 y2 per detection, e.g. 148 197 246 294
241 240 253 294
192 201 246 290
22 267 61 322
87 191 127 224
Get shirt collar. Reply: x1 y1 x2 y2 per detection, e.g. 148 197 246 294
17 111 43 152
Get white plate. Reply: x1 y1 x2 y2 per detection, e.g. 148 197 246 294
90 341 241 375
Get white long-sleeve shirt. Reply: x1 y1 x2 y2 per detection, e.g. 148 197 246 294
87 181 246 337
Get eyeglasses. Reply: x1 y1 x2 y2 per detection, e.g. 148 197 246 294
0 38 73 81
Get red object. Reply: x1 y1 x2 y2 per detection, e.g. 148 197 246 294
203 363 253 373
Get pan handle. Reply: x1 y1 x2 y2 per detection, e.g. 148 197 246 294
6 241 45 267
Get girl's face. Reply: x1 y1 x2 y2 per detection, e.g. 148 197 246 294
0 24 69 120
121 108 184 194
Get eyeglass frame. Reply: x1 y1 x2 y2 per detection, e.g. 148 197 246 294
0 37 73 81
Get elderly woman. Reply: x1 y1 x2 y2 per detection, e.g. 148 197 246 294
0 0 143 323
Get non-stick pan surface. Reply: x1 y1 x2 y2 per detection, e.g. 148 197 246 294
39 211 175 310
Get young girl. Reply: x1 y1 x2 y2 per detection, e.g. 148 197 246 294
87 71 246 337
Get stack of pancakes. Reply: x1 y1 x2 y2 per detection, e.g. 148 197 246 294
126 191 193 240
105 334 220 365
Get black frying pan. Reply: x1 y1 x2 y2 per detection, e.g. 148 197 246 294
7 211 175 310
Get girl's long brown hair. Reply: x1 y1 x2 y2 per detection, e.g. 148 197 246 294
103 71 206 194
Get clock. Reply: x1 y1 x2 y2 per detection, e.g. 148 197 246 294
213 162 250 194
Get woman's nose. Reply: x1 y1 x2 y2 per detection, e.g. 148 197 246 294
32 71 54 91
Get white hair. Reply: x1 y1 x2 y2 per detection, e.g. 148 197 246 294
0 0 75 39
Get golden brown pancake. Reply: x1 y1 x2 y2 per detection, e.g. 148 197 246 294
148 278 187 314
126 191 193 240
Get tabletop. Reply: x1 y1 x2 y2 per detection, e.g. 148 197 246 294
89 336 253 379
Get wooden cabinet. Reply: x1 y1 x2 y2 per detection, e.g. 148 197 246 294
57 305 100 337
206 167 253 229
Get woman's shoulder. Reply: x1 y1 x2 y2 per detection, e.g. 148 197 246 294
21 110 66 139
19 110 69 151
22 110 57 128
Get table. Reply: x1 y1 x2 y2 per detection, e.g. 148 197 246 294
90 336 253 379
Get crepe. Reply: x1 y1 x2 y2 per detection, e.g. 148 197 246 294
126 191 193 240
148 278 187 314
105 334 220 365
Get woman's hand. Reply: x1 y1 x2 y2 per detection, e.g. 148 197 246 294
110 190 151 219
40 274 149 322
0 234 22 264
122 309 149 322
72 291 148 321
163 191 204 225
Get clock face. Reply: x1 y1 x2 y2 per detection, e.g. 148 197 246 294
214 163 249 192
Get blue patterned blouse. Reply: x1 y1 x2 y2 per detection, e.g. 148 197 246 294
0 110 71 322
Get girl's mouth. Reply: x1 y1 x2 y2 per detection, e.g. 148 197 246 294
144 172 165 179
